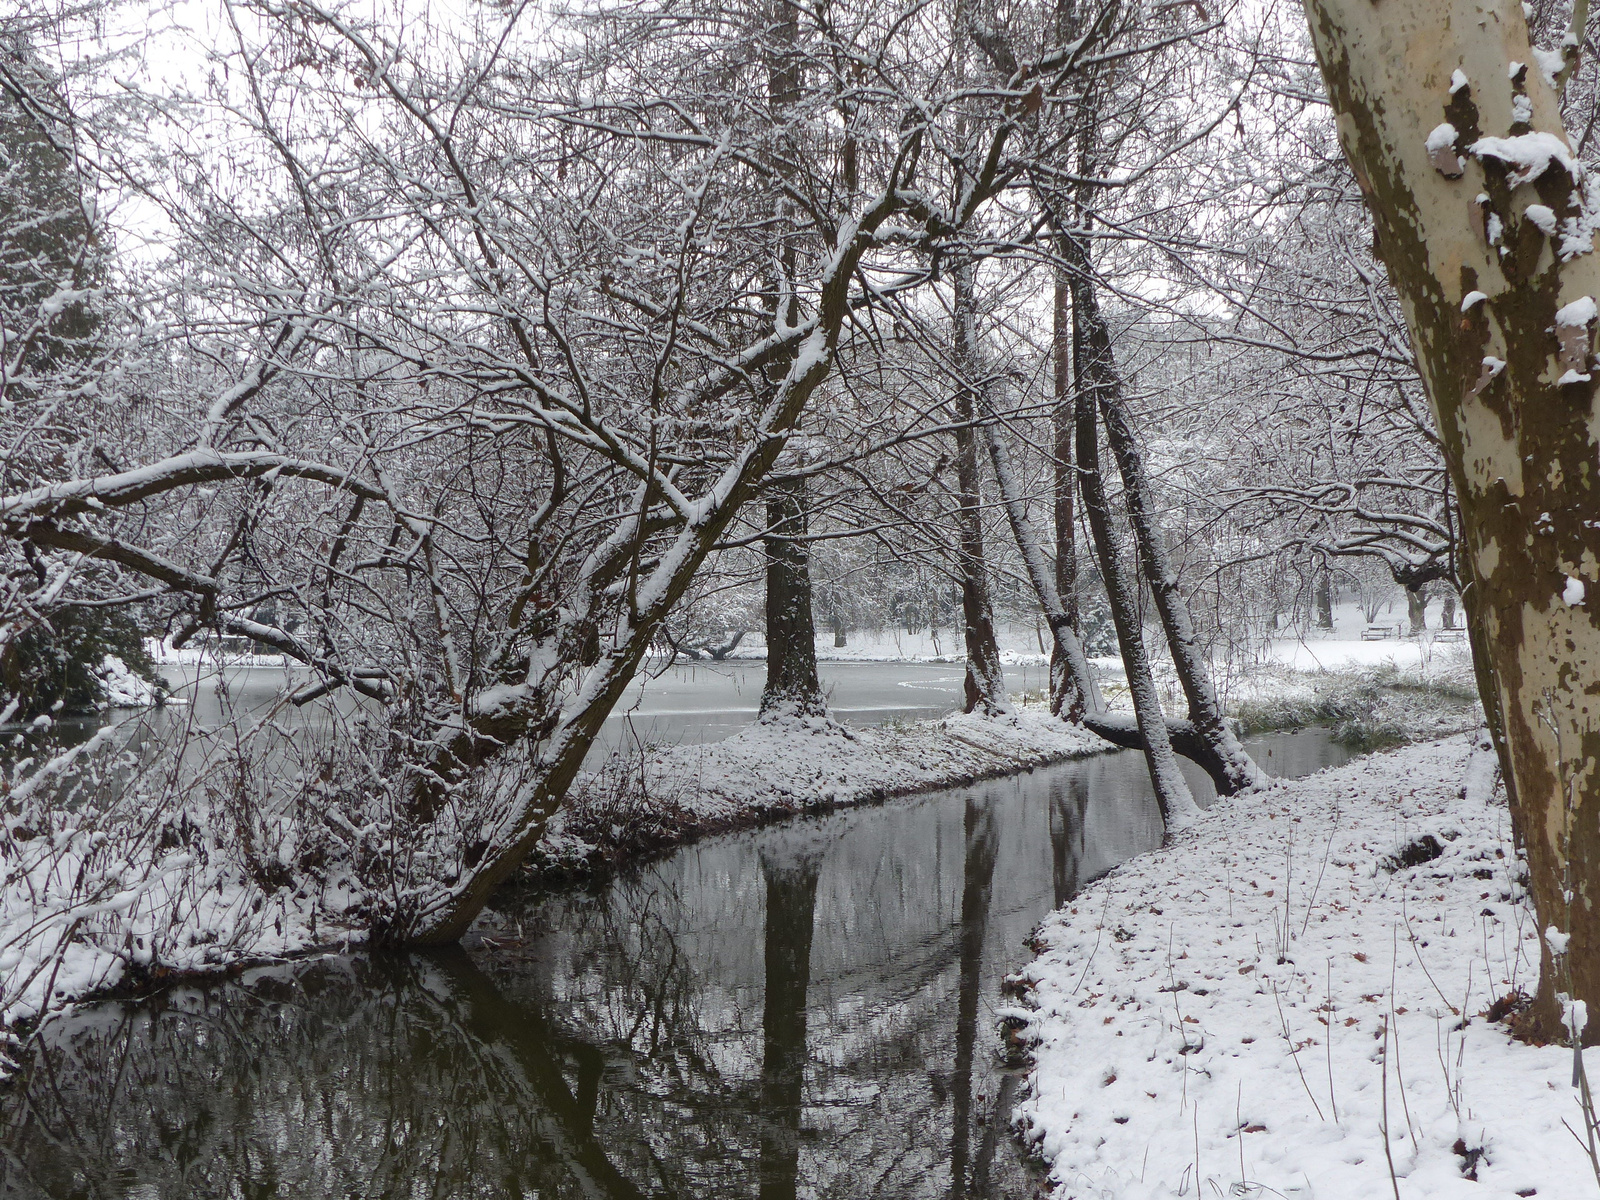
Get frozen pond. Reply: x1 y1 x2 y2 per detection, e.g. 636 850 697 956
149 657 1055 759
0 728 1348 1199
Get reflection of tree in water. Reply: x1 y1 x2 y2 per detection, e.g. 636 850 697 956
0 954 657 1199
1050 773 1092 906
2 780 1079 1199
949 796 1000 1200
758 850 819 1200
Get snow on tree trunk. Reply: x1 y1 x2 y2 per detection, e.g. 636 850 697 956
952 261 1012 718
761 476 826 719
1304 0 1600 1040
1317 568 1334 629
1072 284 1198 830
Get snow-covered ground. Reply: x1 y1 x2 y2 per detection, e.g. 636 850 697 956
1011 734 1593 1199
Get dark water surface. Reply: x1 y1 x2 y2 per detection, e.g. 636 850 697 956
0 730 1347 1200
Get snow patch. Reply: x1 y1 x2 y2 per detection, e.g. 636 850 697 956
96 655 160 708
1556 295 1597 327
1563 575 1586 606
1525 203 1558 235
1471 132 1581 187
1533 45 1565 89
1450 68 1470 94
1461 290 1488 311
1017 736 1591 1200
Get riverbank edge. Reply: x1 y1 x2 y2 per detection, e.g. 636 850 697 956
1007 732 1594 1198
0 706 1109 1077
509 706 1109 892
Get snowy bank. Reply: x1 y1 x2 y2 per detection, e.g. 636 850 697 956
525 707 1105 882
1011 733 1594 1199
0 704 1100 1074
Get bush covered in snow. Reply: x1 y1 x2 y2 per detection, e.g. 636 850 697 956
1233 661 1482 750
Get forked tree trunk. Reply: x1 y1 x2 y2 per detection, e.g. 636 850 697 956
1304 0 1600 1040
1406 583 1428 635
1070 244 1264 795
1072 284 1198 829
952 261 1012 717
1316 568 1334 629
761 477 826 718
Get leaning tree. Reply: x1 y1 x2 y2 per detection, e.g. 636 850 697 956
1 0 1142 945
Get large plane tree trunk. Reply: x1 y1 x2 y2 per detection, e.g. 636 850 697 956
952 261 1012 717
1304 0 1600 1041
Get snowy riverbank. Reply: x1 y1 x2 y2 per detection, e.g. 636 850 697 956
1010 733 1593 1199
521 707 1106 883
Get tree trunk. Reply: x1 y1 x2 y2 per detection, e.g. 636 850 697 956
1441 589 1457 630
832 615 846 648
1304 0 1600 1040
986 422 1094 722
1071 245 1264 795
1072 285 1198 829
1316 568 1334 629
1406 582 1428 636
756 2 824 723
761 476 826 718
1051 262 1086 717
952 260 1011 717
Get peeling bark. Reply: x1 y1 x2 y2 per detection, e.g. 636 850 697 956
1304 0 1600 1039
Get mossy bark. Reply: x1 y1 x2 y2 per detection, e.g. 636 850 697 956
1304 0 1600 1040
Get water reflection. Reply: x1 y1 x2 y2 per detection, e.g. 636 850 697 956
0 731 1349 1199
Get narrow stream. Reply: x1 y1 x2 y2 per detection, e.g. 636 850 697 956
0 729 1348 1199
